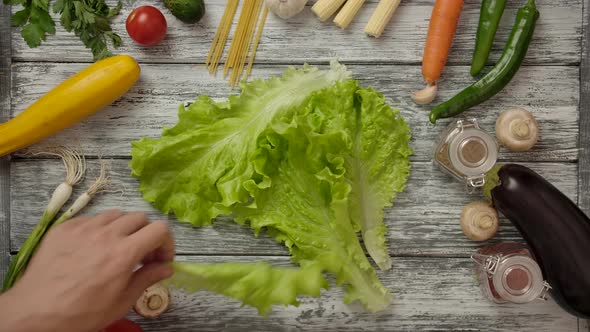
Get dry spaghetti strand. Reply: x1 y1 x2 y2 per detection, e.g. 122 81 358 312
246 5 268 78
231 0 263 87
207 0 239 73
224 0 255 76
206 0 268 86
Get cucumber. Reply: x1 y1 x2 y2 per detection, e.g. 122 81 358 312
164 0 205 24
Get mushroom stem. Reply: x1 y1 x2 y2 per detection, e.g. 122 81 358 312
460 201 500 241
147 294 164 310
474 212 494 229
509 119 531 139
134 283 170 319
411 83 437 105
496 107 539 152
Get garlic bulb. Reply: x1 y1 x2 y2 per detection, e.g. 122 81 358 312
266 0 309 19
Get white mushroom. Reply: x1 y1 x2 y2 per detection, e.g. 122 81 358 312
134 283 170 319
495 107 539 152
411 84 437 105
460 201 499 241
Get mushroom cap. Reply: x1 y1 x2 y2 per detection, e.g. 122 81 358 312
496 107 539 152
460 201 499 241
133 283 170 319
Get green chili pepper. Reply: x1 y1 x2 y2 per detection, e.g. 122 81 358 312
471 0 507 76
429 0 539 124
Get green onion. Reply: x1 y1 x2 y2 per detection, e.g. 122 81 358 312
53 160 111 226
2 148 86 291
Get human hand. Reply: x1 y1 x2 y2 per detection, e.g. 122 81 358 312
0 210 175 332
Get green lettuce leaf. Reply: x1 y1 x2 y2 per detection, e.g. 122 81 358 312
130 62 351 226
343 88 412 270
130 64 412 313
166 262 328 315
233 81 392 311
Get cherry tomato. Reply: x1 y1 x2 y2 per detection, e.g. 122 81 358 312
126 6 167 46
102 319 144 332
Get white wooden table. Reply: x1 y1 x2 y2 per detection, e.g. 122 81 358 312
1 0 590 330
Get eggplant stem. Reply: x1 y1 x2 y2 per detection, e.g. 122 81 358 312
483 164 503 202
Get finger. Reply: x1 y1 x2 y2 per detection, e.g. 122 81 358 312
124 262 174 302
91 209 124 227
61 215 92 229
126 221 175 263
142 248 172 265
109 212 150 236
64 210 122 231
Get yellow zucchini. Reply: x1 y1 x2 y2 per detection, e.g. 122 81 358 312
0 54 141 156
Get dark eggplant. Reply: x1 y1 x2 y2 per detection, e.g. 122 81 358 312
483 163 590 318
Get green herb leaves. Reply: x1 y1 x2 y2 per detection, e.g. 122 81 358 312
11 0 56 48
7 0 121 60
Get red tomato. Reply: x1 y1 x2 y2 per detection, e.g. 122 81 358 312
102 319 144 332
126 6 167 46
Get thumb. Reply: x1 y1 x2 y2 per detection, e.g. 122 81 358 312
126 262 174 301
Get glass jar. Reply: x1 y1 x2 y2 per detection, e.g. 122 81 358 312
433 118 499 192
472 242 551 304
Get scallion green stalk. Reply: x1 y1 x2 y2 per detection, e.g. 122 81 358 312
2 148 86 291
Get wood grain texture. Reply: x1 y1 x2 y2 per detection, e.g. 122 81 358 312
121 255 578 332
2 0 586 330
10 0 583 65
10 159 577 257
577 0 589 328
0 2 12 284
11 63 580 162
579 0 590 214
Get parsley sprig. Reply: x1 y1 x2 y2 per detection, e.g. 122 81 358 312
6 0 122 61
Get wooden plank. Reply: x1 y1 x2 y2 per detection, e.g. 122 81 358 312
122 255 578 332
10 0 582 65
579 0 590 214
577 0 589 328
0 2 12 284
10 63 579 162
10 159 577 257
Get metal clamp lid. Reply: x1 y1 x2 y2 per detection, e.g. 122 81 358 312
472 253 502 277
433 118 499 192
472 253 552 303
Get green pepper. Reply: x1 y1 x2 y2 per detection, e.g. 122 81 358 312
471 0 507 76
429 0 539 124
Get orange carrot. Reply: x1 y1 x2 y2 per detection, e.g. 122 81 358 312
412 0 464 105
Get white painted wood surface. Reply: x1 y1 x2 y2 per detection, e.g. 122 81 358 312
10 0 583 65
128 256 578 332
2 0 587 330
10 160 578 257
10 63 580 162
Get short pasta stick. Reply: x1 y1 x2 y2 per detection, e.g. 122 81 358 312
312 0 347 21
364 0 401 38
333 0 365 29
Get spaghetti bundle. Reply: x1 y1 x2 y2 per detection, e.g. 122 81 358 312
206 0 239 74
206 0 268 87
